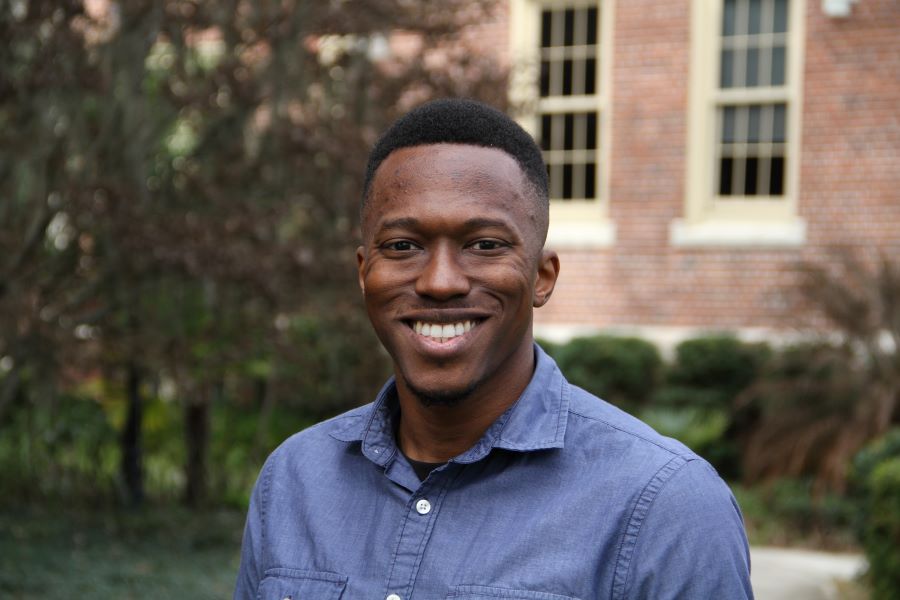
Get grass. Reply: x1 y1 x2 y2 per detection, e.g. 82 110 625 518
0 504 244 599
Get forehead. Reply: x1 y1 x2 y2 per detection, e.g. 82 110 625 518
365 143 536 229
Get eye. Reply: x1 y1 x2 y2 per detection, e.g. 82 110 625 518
381 239 419 253
470 239 506 251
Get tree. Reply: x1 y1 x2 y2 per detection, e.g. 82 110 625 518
1 0 507 506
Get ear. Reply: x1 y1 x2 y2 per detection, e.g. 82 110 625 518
356 246 366 295
533 249 560 308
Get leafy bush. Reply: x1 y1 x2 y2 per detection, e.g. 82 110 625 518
554 335 662 412
739 342 871 490
865 458 900 599
648 335 769 478
663 335 771 410
731 478 858 549
852 430 900 598
638 406 729 461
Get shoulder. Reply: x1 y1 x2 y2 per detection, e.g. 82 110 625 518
564 382 697 461
266 403 372 465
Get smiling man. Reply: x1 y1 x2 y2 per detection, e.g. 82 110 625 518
235 99 753 600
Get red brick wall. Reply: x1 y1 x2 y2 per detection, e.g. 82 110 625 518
482 0 900 332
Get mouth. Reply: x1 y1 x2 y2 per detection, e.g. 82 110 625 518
406 319 485 343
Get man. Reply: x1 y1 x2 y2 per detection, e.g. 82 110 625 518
235 99 753 599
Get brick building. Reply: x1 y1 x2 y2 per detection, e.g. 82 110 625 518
467 0 900 345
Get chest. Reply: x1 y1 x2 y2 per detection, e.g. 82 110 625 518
260 454 639 600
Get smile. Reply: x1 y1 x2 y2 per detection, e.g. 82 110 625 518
410 320 480 343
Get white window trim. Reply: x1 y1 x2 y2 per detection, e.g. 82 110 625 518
676 0 807 248
510 0 616 249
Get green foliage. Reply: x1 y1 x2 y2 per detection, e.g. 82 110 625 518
639 406 729 457
664 335 771 409
740 342 871 489
0 506 243 599
865 458 900 599
852 430 900 599
731 479 858 550
554 335 662 412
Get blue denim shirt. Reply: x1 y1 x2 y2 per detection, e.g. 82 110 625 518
235 345 753 600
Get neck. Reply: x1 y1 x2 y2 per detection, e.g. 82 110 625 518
395 342 535 463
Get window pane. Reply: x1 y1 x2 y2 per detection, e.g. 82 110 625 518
723 0 738 36
722 106 737 143
562 59 573 95
720 49 735 88
744 156 759 194
769 155 785 195
719 157 734 195
564 113 574 150
562 163 573 198
540 61 550 97
748 0 762 34
541 10 552 47
772 45 786 85
586 7 598 44
746 47 760 87
540 114 552 151
585 58 597 94
585 162 596 198
774 0 788 33
748 105 761 142
564 8 575 46
586 112 598 150
772 103 786 142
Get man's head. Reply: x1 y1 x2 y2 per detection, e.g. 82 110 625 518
357 99 559 407
362 98 550 245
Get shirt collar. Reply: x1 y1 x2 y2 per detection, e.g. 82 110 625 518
330 344 569 466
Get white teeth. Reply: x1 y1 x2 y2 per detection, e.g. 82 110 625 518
412 320 477 342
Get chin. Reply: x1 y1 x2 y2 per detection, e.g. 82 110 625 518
403 378 479 407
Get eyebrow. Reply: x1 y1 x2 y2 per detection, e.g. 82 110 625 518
378 217 513 232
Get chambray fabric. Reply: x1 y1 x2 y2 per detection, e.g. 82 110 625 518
234 345 753 600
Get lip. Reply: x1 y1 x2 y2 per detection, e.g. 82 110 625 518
399 315 488 359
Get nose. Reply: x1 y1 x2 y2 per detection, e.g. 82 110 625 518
415 243 470 300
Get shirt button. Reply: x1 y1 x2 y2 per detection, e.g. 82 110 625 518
386 595 402 600
415 498 431 515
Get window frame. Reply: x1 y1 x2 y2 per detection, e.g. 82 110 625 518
675 0 807 247
510 0 616 248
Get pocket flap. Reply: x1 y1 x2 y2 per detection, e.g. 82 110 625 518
448 584 580 600
258 568 347 600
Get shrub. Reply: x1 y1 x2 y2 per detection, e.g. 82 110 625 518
738 342 872 490
852 430 900 598
649 335 769 479
663 335 771 410
554 335 662 412
865 458 900 599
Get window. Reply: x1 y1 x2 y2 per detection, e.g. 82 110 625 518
676 0 806 247
510 0 615 247
538 4 600 201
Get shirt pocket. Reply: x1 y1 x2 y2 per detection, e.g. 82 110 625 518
447 584 581 600
257 568 347 600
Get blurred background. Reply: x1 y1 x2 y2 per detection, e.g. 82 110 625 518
0 0 897 598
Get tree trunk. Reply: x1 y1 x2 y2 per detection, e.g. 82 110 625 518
120 361 144 506
184 388 210 508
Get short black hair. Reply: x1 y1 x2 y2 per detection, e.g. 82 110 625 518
362 98 549 207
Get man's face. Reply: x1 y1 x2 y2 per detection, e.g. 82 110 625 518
357 143 559 405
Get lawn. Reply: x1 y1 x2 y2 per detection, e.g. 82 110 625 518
0 505 245 599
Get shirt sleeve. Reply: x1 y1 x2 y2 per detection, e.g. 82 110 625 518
233 456 273 600
618 457 754 600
